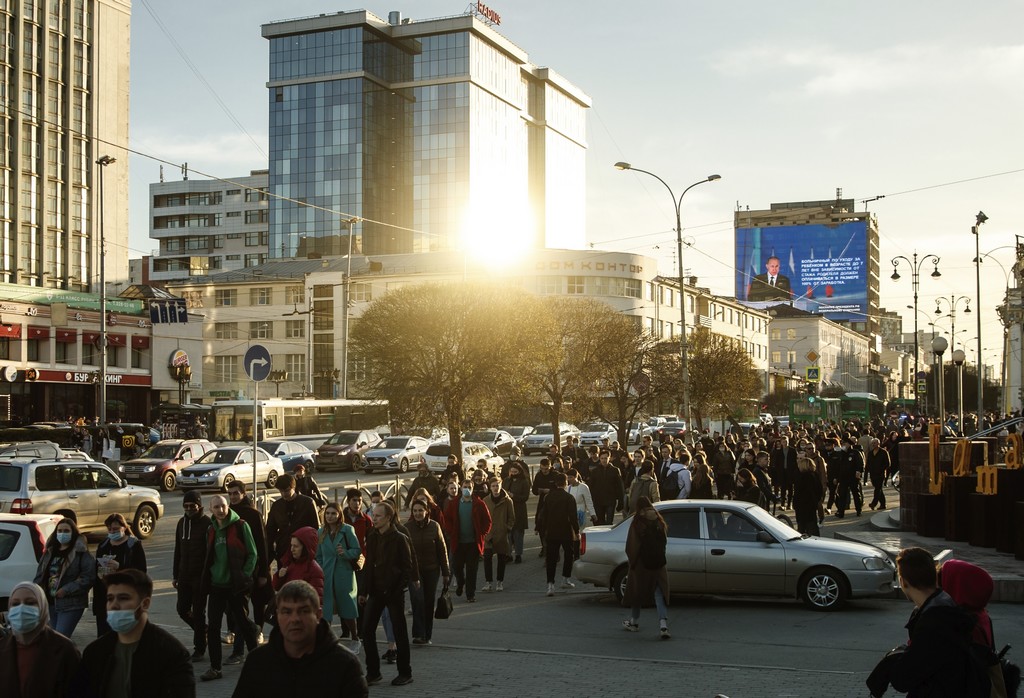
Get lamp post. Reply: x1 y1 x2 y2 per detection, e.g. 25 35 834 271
952 349 966 436
892 252 941 408
614 162 721 429
340 217 359 400
972 212 987 426
95 155 116 424
933 295 971 350
932 335 948 426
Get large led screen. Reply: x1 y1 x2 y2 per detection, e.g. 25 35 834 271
735 221 868 322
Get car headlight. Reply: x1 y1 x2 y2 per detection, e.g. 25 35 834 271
862 556 888 571
143 465 156 473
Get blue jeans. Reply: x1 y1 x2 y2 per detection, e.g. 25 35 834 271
382 606 395 643
631 585 668 623
510 529 524 558
50 606 84 639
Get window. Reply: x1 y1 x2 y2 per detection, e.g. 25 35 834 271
226 211 241 218
215 323 239 339
215 289 237 307
244 254 266 267
286 286 305 304
705 509 762 542
625 279 642 299
350 283 372 303
250 287 271 306
786 350 796 364
250 322 272 339
214 355 238 382
567 276 584 295
131 345 145 369
770 329 781 340
350 357 366 382
55 341 68 363
771 351 781 363
245 188 268 203
26 339 40 361
286 320 305 338
244 210 268 225
226 189 241 196
663 510 701 539
226 255 241 261
245 230 268 245
538 277 560 295
286 354 306 382
786 328 797 340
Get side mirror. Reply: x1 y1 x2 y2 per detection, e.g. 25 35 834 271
756 530 775 544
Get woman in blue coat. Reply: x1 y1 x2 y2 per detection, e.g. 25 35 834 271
315 501 362 642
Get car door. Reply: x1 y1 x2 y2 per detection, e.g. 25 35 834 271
92 463 131 521
660 507 705 592
254 447 272 481
62 463 98 528
702 506 786 595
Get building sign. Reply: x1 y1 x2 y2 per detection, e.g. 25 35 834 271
25 369 152 386
169 349 190 368
535 261 644 275
149 298 188 324
474 1 501 24
0 282 143 314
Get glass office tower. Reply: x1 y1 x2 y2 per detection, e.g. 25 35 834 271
263 9 589 258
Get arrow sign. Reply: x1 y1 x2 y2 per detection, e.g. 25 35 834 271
244 344 273 382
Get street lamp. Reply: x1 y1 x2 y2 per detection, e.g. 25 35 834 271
932 335 948 426
95 155 116 424
952 348 966 436
891 252 941 407
615 162 721 429
972 211 987 427
933 295 971 350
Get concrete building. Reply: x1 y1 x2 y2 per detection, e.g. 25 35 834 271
166 249 770 403
764 305 870 394
147 170 269 283
261 8 590 259
0 0 131 291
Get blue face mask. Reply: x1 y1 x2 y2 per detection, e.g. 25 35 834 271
461 488 472 498
56 531 72 546
107 530 124 542
7 603 41 634
106 607 141 633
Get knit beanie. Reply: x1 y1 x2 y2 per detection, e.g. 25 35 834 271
182 490 203 506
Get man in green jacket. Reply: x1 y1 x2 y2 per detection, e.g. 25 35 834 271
200 494 259 682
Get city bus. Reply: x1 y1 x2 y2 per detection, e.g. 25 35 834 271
788 397 842 426
840 392 886 423
209 398 390 446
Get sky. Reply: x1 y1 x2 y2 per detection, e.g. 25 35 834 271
128 0 1024 371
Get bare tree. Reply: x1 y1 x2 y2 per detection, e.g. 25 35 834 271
685 327 763 430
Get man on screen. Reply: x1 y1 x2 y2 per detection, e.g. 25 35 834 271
748 255 792 302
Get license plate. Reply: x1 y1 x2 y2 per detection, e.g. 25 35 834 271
368 458 384 464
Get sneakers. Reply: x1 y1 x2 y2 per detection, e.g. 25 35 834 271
622 619 639 632
496 581 504 592
466 597 476 603
412 637 431 645
200 668 223 682
482 582 492 592
221 632 235 645
366 674 383 685
383 648 397 664
224 652 244 666
561 577 575 589
455 582 464 597
546 583 555 597
189 650 205 663
514 555 522 564
660 626 671 640
392 675 414 686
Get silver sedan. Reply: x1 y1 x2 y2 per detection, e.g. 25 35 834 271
572 499 896 611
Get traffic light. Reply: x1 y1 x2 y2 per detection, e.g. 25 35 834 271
806 382 816 397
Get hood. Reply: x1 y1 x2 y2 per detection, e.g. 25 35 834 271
125 457 170 466
293 526 319 558
940 559 993 610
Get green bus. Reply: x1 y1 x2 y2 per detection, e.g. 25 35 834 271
840 392 886 423
788 397 842 426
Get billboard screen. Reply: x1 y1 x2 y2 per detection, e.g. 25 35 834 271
735 221 868 322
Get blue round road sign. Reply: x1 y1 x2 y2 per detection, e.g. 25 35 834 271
244 344 273 382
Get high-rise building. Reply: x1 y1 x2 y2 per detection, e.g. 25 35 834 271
261 8 590 259
0 0 130 290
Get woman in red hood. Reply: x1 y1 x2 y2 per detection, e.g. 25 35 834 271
272 526 324 603
939 558 994 647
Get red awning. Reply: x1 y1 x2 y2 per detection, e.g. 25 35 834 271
0 324 21 338
81 331 99 345
55 329 77 343
108 334 126 347
131 336 150 349
27 326 50 340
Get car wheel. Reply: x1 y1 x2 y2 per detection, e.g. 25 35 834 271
132 504 158 540
221 473 236 492
306 460 316 474
399 458 409 473
800 567 848 611
161 470 176 492
266 470 279 488
611 565 629 603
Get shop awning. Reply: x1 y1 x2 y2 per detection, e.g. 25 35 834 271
27 326 50 340
55 329 77 343
131 336 150 349
0 324 21 338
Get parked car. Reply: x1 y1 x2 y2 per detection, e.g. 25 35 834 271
120 439 217 492
313 430 383 471
462 429 516 458
363 436 431 473
521 423 580 455
627 420 654 444
498 425 535 449
572 499 896 611
258 440 316 474
0 454 165 539
654 421 688 441
0 514 63 611
178 446 283 492
423 441 504 473
578 422 617 446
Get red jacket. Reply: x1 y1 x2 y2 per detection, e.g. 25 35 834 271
443 495 492 555
271 526 325 603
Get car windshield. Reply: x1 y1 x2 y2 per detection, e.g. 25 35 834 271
464 431 495 442
533 425 554 434
0 466 22 491
499 426 525 437
325 432 358 446
425 444 451 457
139 444 179 460
380 437 411 449
663 422 687 428
581 423 609 431
195 449 240 465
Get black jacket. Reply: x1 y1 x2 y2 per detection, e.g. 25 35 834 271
295 476 327 507
265 493 320 561
92 536 147 615
70 620 195 698
173 512 211 583
588 463 625 506
231 618 367 698
231 496 270 579
364 526 414 599
542 487 580 541
0 626 80 698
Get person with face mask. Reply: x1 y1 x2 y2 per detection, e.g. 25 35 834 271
442 478 492 603
173 491 211 661
0 581 80 696
32 517 95 639
92 513 147 637
72 569 195 697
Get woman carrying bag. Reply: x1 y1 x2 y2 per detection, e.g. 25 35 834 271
316 502 362 644
406 498 450 645
621 497 671 640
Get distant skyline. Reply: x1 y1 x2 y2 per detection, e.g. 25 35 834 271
129 1 1024 368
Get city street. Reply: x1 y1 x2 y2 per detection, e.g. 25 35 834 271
67 477 1024 697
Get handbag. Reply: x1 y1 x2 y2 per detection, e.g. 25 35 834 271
434 585 453 620
349 553 365 572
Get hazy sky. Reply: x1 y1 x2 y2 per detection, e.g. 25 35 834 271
129 1 1024 367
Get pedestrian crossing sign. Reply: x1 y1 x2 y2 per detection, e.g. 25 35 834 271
806 367 820 382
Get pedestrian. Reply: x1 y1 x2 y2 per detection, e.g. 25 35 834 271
316 502 362 644
0 581 80 696
566 467 596 526
360 501 416 687
200 494 259 682
712 439 737 499
405 459 441 509
626 462 660 515
734 468 763 507
690 455 715 499
542 471 580 596
587 450 625 525
226 480 272 655
33 516 95 639
866 547 989 697
793 455 824 536
172 491 211 661
482 476 515 592
621 496 671 640
272 526 325 605
406 498 450 645
442 453 465 486
292 463 327 510
265 473 321 562
71 569 195 697
531 458 560 557
505 461 531 563
343 488 373 550
443 478 492 602
834 436 864 518
470 465 489 498
436 479 460 528
867 438 891 511
232 580 368 697
92 513 146 636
